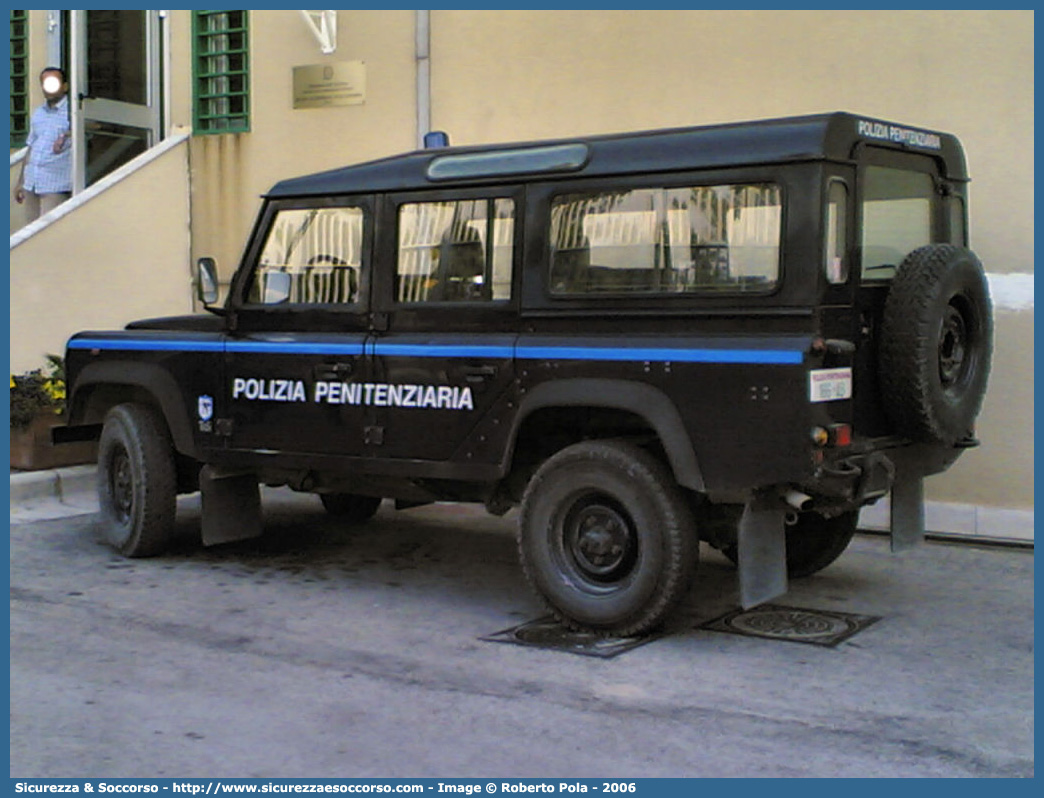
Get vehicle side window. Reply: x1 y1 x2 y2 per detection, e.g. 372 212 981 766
825 180 849 284
549 183 782 295
248 207 364 305
949 195 966 246
861 166 934 281
396 198 515 303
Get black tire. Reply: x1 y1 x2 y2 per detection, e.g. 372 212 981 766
879 244 992 445
319 493 382 524
518 440 697 636
781 510 858 578
721 510 857 578
96 403 176 557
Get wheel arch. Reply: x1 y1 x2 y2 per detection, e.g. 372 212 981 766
507 378 705 491
69 361 199 459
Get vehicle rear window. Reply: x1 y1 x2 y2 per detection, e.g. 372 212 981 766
861 166 934 281
549 183 782 295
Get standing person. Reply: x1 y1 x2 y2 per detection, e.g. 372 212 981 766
14 67 72 222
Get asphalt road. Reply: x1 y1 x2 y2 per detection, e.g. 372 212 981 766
9 490 1034 778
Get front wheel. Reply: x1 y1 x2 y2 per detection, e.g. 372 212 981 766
518 440 697 636
96 403 176 557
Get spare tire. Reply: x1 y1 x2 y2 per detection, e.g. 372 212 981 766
878 244 992 445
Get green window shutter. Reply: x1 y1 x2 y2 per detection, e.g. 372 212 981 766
192 10 250 134
10 10 28 148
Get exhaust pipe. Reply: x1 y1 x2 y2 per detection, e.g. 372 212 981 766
783 489 813 512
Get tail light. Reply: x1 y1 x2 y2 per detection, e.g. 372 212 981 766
811 423 852 448
829 423 852 447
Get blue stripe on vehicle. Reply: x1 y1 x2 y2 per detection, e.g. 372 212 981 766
67 338 366 356
515 346 803 365
69 337 803 365
226 341 365 356
372 343 516 359
374 343 801 364
67 337 226 353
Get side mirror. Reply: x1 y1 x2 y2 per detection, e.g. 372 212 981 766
197 257 220 305
262 270 292 305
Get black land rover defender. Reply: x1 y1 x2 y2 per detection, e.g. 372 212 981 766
58 112 992 636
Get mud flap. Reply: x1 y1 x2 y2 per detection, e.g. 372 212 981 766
890 470 925 552
200 465 263 546
737 497 788 609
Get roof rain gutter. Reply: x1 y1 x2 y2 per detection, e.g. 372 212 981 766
416 9 431 150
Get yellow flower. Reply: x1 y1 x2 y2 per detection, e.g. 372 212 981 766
43 378 65 402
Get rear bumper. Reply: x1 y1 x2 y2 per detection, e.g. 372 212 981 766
801 449 896 513
800 432 978 514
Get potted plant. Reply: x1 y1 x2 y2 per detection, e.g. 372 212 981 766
10 354 96 470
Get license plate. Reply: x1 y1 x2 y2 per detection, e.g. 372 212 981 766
809 368 853 403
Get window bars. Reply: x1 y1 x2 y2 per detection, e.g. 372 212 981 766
10 10 29 148
192 10 249 134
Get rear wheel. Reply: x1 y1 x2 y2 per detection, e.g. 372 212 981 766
518 440 697 636
721 510 857 578
319 493 382 524
97 403 176 557
782 511 858 578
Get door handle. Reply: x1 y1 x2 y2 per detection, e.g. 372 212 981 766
314 362 353 381
463 365 498 384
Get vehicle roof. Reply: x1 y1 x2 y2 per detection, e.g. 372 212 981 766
267 111 967 197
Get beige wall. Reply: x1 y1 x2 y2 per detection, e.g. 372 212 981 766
9 138 193 373
188 9 1033 277
431 10 1033 277
936 310 1033 507
188 10 418 282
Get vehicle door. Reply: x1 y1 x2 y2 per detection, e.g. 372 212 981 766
224 197 374 459
853 149 961 436
368 189 521 466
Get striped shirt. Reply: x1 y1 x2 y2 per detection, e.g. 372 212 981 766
24 95 72 194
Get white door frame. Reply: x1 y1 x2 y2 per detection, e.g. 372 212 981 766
69 10 164 192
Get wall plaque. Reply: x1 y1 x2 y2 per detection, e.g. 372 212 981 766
293 61 366 109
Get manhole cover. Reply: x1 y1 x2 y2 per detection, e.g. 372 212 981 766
482 616 657 658
699 604 880 647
